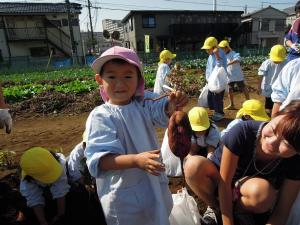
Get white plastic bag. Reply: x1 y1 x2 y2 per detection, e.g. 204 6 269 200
161 130 182 177
169 188 201 225
207 66 228 93
198 84 208 107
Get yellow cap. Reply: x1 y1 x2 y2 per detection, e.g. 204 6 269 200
236 99 270 122
20 147 63 184
218 40 230 48
188 107 210 131
159 49 176 63
269 44 286 62
201 37 218 50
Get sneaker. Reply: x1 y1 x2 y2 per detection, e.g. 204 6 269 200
224 104 236 110
211 113 225 122
200 206 220 225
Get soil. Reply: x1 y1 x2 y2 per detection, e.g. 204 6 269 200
0 64 264 223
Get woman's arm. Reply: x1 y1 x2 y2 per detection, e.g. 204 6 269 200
266 179 300 225
218 146 239 225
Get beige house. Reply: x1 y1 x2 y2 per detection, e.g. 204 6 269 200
121 10 243 53
240 6 287 48
0 2 83 64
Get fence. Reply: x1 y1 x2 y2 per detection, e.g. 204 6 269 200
0 47 270 73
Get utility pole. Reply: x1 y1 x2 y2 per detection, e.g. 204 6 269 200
87 0 95 52
66 0 77 64
244 5 247 14
213 0 217 11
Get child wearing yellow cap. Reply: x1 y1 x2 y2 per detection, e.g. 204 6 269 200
154 49 176 94
20 147 70 225
258 44 287 113
218 40 250 110
187 107 221 158
221 99 270 138
201 37 228 121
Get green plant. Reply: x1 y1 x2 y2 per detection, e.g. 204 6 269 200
0 150 17 169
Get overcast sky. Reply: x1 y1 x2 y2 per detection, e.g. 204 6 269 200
4 0 296 31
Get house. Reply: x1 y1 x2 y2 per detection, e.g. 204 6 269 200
0 2 83 65
283 6 296 28
240 6 287 48
80 31 123 55
102 19 124 40
121 10 243 53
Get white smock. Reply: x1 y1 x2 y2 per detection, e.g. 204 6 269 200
20 153 70 207
67 142 85 183
225 51 244 83
154 63 171 95
271 58 300 110
85 91 173 225
258 59 286 97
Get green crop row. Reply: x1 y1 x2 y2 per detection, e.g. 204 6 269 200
3 80 98 103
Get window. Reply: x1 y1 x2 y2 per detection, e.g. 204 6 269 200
71 19 79 26
129 18 133 31
46 20 61 27
261 19 269 31
142 15 156 28
30 47 49 57
62 19 68 26
275 19 285 31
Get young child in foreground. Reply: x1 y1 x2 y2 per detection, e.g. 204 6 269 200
84 46 188 225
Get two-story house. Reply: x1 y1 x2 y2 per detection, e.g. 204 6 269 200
121 10 243 53
240 6 287 48
0 2 83 64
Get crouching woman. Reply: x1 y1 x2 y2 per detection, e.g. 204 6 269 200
183 100 300 225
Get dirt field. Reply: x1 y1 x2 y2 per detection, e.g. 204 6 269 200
0 65 263 160
0 65 264 222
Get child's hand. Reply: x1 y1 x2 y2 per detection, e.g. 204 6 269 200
167 91 188 116
135 150 165 176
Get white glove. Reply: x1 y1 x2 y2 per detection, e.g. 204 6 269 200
291 43 300 53
0 109 12 134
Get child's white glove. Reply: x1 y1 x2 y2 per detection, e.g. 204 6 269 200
291 43 300 53
0 109 12 133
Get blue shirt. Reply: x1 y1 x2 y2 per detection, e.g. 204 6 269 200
285 18 300 61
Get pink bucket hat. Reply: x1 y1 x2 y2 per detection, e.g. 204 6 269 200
91 46 144 102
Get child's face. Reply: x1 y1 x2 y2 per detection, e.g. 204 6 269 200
206 48 214 55
194 130 206 137
220 47 229 53
96 61 139 105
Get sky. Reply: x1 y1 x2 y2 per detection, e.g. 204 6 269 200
4 0 297 31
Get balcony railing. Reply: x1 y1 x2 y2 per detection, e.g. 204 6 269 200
6 27 46 41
